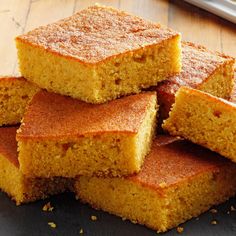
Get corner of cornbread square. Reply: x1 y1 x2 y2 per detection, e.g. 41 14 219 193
163 86 236 163
0 126 71 205
17 91 158 178
156 42 235 122
75 136 236 232
0 76 40 126
15 5 181 104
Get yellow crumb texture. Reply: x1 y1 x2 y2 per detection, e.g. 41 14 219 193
0 153 72 205
163 87 236 163
198 61 235 99
75 164 236 232
17 96 157 178
0 77 39 126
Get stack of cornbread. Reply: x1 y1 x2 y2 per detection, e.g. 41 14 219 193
0 4 236 233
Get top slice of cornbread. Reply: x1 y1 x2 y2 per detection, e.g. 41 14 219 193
16 5 181 103
156 42 235 123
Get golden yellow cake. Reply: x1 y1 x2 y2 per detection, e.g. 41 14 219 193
163 87 236 163
15 5 181 104
0 76 40 126
17 91 157 178
75 136 236 232
156 42 235 123
0 126 72 205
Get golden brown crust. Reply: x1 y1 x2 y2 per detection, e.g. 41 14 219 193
0 127 19 167
129 136 229 192
156 42 235 95
17 90 156 141
0 76 27 83
16 5 179 65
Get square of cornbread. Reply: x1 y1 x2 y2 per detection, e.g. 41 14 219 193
17 91 157 178
0 126 72 205
0 76 40 126
75 136 236 232
156 42 235 123
163 86 236 163
15 5 181 104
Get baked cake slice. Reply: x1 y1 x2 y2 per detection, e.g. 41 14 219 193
17 91 157 178
163 87 236 163
75 136 236 232
0 126 72 205
15 5 181 104
156 42 235 123
0 76 39 126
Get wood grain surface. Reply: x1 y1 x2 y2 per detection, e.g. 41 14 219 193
0 0 235 75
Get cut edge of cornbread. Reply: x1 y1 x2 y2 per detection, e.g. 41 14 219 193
0 151 72 205
198 60 235 99
17 94 158 178
0 76 40 126
162 87 236 163
75 163 236 232
16 34 181 104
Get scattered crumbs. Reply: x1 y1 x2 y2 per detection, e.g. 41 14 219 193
195 217 199 221
176 226 184 234
42 202 54 212
122 217 126 221
210 209 218 214
159 182 167 188
211 220 218 225
131 219 137 224
91 215 97 221
79 228 83 234
48 222 57 228
231 205 236 212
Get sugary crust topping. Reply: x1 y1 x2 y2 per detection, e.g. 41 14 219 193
129 136 230 191
16 5 179 64
156 42 235 95
17 90 156 140
0 127 19 167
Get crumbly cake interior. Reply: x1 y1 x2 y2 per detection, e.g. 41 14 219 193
0 78 39 126
17 95 157 178
76 151 236 232
163 87 236 163
16 5 181 103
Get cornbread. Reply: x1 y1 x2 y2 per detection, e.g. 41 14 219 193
16 5 181 104
75 136 236 232
156 42 235 123
0 76 39 126
0 126 71 205
163 87 236 163
17 91 157 178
